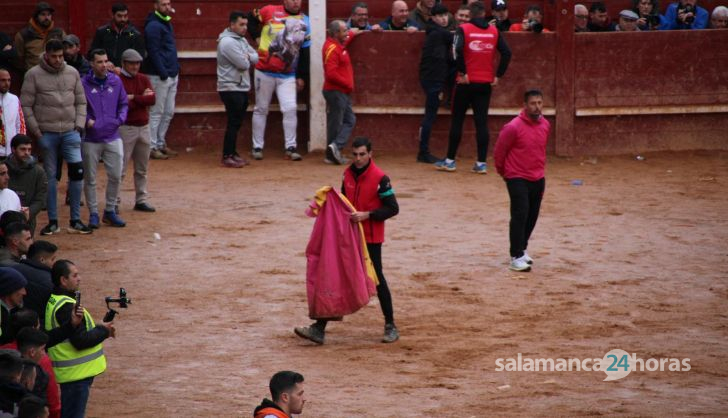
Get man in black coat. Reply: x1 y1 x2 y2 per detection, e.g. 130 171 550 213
89 2 146 68
11 241 57 329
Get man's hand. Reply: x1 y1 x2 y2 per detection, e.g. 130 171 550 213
492 77 500 87
101 321 116 338
2 45 11 51
127 94 134 101
71 304 84 328
406 26 419 33
678 10 694 23
143 88 154 96
350 28 361 35
86 119 95 128
371 24 383 32
350 211 370 223
457 73 469 84
296 78 305 91
21 207 29 219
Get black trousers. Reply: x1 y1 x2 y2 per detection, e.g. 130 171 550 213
317 242 395 329
446 82 492 162
218 91 249 157
506 178 545 258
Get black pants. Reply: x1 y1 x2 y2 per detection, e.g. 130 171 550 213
506 178 545 258
219 91 249 157
317 242 395 329
446 82 492 162
418 79 444 154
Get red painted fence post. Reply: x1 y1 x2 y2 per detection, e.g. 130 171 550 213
554 0 576 156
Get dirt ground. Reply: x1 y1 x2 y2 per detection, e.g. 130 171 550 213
43 148 727 417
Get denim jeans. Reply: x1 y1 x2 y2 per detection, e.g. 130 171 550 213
60 376 94 418
419 80 444 154
148 75 178 150
39 130 83 222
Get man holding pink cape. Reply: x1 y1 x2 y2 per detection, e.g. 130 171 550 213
295 137 400 344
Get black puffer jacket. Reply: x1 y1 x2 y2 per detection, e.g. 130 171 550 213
419 21 454 83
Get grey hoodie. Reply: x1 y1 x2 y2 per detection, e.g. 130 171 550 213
216 29 259 92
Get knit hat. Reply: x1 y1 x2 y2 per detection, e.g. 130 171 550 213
121 48 143 63
0 267 27 296
34 2 55 17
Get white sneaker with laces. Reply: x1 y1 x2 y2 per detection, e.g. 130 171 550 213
522 251 533 265
509 255 532 272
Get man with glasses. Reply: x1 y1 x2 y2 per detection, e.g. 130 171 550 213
347 2 372 30
575 4 590 32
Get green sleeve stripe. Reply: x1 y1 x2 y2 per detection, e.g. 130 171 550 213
379 189 394 197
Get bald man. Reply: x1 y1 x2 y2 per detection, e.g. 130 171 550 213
372 0 420 32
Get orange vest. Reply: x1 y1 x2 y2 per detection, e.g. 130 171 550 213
461 23 499 83
254 407 289 418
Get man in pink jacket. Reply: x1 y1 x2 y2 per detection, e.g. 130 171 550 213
494 89 549 272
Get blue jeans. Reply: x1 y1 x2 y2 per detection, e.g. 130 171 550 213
60 376 94 418
419 80 444 154
39 130 83 222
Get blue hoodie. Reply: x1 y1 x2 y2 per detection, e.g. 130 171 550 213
81 72 128 143
143 11 180 79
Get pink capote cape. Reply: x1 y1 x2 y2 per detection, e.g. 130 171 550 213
305 186 377 319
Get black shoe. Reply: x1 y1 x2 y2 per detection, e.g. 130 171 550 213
417 152 441 164
68 220 93 235
134 202 156 212
294 324 325 345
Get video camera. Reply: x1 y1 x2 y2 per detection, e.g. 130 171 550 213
527 19 544 33
103 288 131 322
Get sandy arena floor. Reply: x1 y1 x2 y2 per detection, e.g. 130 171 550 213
42 149 727 417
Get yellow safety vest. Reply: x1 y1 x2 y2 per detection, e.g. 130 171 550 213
45 294 106 384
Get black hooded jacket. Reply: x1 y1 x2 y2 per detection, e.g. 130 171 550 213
419 20 454 83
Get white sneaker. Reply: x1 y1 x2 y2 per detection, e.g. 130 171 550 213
509 255 532 272
522 251 533 265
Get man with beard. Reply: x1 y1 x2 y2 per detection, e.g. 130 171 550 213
6 135 46 235
14 2 65 71
90 2 146 68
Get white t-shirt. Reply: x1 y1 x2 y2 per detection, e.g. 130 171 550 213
0 188 22 216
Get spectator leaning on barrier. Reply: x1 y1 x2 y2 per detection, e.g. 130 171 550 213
409 0 457 31
14 2 65 71
7 135 46 236
0 68 26 159
709 5 728 28
216 11 259 169
575 4 590 31
90 2 146 69
633 0 663 30
62 35 90 76
588 2 617 31
455 4 472 24
661 0 708 29
144 0 180 160
322 21 360 165
417 4 452 164
372 0 421 32
347 2 372 30
510 5 550 32
81 49 129 229
119 49 157 213
249 0 311 162
488 0 512 31
616 10 641 30
21 39 90 236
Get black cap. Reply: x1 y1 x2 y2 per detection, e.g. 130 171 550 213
491 0 507 11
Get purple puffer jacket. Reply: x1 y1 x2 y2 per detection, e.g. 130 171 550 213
81 72 128 143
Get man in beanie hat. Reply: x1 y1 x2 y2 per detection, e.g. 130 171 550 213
14 2 65 71
0 267 28 344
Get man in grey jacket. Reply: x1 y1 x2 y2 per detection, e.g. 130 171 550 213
216 11 259 168
21 39 91 235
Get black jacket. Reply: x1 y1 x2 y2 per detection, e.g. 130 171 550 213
11 259 52 328
52 287 109 350
90 22 146 67
0 378 26 415
419 21 454 83
453 17 512 78
0 32 17 70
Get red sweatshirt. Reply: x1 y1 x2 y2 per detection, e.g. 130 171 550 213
494 109 550 181
322 31 356 94
119 70 156 126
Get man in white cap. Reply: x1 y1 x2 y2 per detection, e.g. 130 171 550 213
118 48 156 212
616 10 641 31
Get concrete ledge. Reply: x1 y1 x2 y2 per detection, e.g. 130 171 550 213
178 51 216 59
175 104 308 114
576 105 728 117
175 104 556 116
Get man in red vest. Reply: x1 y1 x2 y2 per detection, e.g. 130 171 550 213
295 137 400 344
435 0 511 174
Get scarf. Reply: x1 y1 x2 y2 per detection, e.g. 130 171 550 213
155 11 172 22
29 17 54 39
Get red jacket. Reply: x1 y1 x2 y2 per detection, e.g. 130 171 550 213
343 160 386 243
119 70 155 126
322 32 355 94
494 109 550 181
461 23 499 83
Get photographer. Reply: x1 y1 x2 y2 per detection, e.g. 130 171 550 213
509 5 550 33
45 260 114 418
661 0 708 29
633 0 663 30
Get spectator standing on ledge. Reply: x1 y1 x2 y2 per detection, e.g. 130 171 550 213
81 50 129 229
661 0 708 29
248 0 311 162
216 11 258 168
436 1 511 174
14 2 64 71
144 0 180 160
62 35 90 76
0 68 26 159
494 90 550 272
20 40 91 235
372 0 421 32
347 2 372 30
7 135 47 235
417 4 452 164
119 49 157 213
322 21 360 165
90 2 146 69
253 371 306 418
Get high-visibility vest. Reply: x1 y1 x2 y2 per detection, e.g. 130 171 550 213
45 294 106 384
